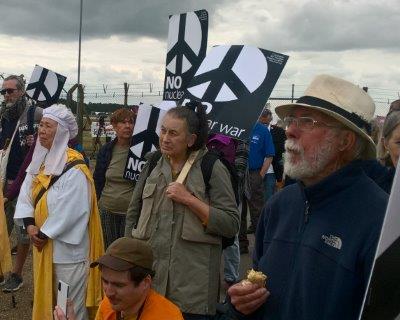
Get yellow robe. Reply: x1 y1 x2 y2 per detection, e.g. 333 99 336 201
0 189 12 277
32 148 104 320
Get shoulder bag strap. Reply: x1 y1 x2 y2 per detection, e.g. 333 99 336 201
33 159 87 207
175 150 199 184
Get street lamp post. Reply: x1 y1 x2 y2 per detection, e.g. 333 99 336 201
77 0 83 144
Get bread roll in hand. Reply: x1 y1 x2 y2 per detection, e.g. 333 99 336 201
241 269 267 287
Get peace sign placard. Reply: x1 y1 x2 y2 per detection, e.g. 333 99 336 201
26 65 66 107
162 9 208 101
123 104 168 181
181 45 288 140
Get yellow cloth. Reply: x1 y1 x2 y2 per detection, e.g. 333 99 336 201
32 148 104 320
0 188 12 277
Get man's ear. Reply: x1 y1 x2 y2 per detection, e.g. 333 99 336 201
142 275 152 290
339 130 356 152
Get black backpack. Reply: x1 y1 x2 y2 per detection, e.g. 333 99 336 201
141 150 238 249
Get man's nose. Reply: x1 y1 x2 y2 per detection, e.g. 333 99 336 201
104 284 114 296
285 122 300 139
163 133 171 141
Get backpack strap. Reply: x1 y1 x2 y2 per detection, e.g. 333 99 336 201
33 159 87 207
201 150 240 205
201 150 238 249
200 150 220 196
27 105 36 135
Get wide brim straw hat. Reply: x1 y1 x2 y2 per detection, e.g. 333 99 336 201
275 74 376 160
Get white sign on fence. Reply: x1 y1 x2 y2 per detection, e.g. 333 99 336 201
90 122 116 139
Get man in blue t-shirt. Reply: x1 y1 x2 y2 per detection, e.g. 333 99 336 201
247 116 275 234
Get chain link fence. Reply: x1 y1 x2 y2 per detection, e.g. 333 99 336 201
57 82 396 158
60 82 395 117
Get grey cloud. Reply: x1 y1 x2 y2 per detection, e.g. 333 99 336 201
0 0 226 41
240 0 400 52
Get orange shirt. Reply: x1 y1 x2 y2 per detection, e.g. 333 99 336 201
95 289 183 320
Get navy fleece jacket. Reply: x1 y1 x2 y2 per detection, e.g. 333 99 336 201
231 161 388 320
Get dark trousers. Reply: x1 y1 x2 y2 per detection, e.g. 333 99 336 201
99 207 126 249
248 170 265 230
239 196 249 249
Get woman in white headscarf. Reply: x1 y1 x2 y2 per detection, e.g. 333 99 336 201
14 104 103 320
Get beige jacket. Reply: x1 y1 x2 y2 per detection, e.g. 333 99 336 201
125 148 239 315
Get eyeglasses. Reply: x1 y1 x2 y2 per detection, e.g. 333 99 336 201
0 88 18 95
283 116 340 131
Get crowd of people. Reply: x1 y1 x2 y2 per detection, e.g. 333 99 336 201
0 73 398 320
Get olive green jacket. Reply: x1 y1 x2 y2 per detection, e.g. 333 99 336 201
124 148 240 315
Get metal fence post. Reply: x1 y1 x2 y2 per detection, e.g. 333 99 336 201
291 84 295 102
77 84 84 144
124 82 129 107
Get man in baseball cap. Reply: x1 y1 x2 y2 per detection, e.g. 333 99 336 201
55 237 183 320
228 75 388 320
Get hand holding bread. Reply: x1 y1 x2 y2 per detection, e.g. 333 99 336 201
228 269 269 315
241 269 267 287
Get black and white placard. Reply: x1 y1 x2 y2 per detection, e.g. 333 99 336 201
359 162 400 320
26 65 66 107
181 45 288 141
163 9 208 101
123 104 170 181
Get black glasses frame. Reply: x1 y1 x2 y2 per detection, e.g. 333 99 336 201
0 88 18 95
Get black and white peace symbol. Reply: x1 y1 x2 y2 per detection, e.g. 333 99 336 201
186 45 268 102
130 107 161 158
26 65 66 107
166 11 203 75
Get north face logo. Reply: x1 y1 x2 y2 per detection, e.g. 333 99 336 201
322 234 342 250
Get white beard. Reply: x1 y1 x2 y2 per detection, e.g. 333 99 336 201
284 135 338 180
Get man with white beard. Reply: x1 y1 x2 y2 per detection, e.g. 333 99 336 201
227 75 388 320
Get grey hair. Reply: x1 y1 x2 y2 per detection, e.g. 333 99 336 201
4 74 25 92
377 110 400 166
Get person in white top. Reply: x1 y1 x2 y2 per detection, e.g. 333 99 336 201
14 104 103 320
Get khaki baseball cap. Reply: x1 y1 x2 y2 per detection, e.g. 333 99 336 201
90 237 153 271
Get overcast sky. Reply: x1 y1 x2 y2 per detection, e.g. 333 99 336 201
0 0 399 114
